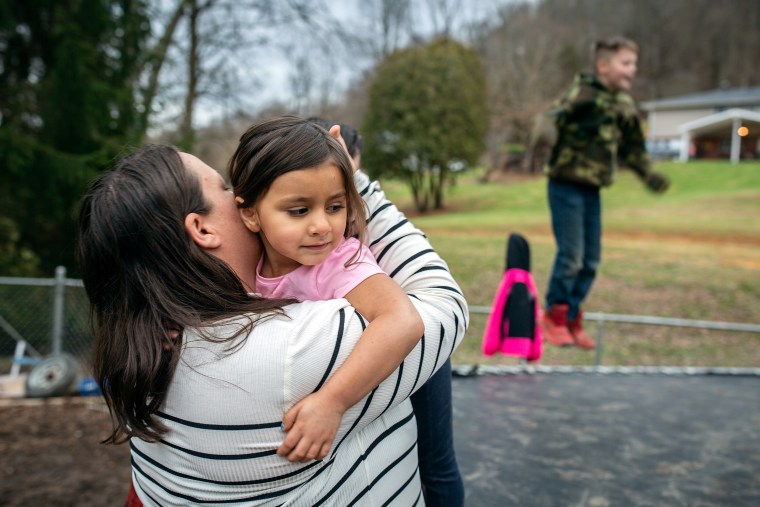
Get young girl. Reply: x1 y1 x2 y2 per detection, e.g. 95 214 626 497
228 116 425 463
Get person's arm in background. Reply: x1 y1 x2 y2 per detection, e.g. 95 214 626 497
616 95 670 193
530 79 581 169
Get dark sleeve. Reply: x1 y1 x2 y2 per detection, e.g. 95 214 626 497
617 100 652 179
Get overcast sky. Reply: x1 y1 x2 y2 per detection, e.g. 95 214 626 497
172 0 519 127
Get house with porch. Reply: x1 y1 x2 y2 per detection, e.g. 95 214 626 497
640 87 760 163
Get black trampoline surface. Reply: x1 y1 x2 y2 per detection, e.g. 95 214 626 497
451 372 760 507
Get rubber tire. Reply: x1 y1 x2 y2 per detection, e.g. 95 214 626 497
25 354 79 398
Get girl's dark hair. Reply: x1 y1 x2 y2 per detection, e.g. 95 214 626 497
230 116 367 242
76 145 290 444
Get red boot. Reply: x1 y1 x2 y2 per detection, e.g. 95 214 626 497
568 310 595 349
541 304 574 347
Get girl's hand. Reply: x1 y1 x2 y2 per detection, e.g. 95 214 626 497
277 390 347 463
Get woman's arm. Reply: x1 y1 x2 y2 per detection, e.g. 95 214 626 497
356 169 467 330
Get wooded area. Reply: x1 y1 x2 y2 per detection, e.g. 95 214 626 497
1 0 757 273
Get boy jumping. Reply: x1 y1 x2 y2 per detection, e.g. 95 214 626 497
535 36 670 349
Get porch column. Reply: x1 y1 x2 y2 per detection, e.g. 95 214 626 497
679 132 690 162
730 118 741 164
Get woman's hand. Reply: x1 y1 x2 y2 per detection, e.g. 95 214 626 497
328 125 358 173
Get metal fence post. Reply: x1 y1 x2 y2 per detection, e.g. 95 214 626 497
594 313 605 369
51 266 66 355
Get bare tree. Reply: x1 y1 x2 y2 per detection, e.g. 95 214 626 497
289 52 316 115
473 2 573 176
144 0 326 148
153 0 759 167
367 0 412 58
421 0 463 37
177 0 206 149
138 0 188 138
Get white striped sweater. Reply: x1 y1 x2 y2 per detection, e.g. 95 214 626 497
131 171 468 506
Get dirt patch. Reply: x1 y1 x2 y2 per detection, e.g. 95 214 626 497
0 397 131 507
602 229 760 247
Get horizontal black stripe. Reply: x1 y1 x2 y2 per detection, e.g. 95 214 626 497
133 479 164 507
312 410 416 506
356 309 367 329
429 284 465 296
366 182 382 197
383 461 419 507
454 297 468 329
158 437 276 460
375 236 403 263
369 202 392 221
130 441 323 486
411 332 425 394
430 324 445 382
450 312 460 358
331 389 375 458
389 249 435 278
313 308 344 393
412 264 448 275
154 410 280 431
382 362 403 415
132 457 302 504
370 221 410 249
348 440 418 506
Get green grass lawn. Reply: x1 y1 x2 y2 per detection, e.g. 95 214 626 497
380 161 760 368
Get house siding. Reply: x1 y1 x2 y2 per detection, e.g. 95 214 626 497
648 109 714 138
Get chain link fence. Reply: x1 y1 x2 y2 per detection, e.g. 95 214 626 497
0 267 92 375
3 269 760 377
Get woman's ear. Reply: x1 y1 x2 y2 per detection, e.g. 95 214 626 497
184 213 222 250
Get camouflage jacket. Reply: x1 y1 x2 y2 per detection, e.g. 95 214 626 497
542 72 652 187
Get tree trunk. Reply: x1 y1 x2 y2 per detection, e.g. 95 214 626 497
409 171 429 212
433 168 445 210
177 0 200 151
138 0 188 140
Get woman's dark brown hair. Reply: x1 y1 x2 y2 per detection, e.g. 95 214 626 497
76 145 290 444
228 115 367 242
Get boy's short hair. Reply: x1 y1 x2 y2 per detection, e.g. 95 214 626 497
593 36 638 63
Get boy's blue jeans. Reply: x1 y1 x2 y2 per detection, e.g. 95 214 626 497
410 359 464 507
545 179 601 321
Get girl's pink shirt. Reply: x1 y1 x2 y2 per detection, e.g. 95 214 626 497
255 237 384 300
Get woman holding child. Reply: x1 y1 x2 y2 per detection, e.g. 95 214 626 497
78 117 467 505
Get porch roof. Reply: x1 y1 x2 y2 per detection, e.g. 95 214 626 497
678 108 760 135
